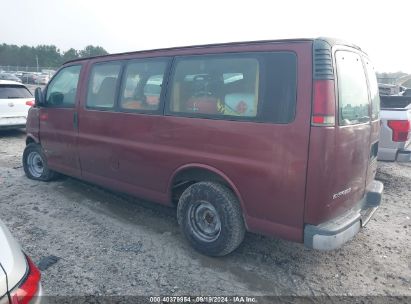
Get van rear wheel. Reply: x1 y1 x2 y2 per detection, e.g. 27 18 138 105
177 182 245 256
23 143 58 181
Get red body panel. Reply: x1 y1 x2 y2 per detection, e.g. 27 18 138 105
25 107 40 143
304 46 380 225
72 42 313 241
305 124 371 224
26 39 378 244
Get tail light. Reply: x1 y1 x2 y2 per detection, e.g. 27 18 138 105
387 120 411 142
312 80 336 126
10 256 41 304
25 100 34 107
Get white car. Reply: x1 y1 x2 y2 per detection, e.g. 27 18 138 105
0 80 34 130
0 220 42 304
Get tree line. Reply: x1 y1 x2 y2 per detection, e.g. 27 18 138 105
0 43 109 68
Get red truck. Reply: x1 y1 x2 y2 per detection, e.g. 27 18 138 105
23 38 383 256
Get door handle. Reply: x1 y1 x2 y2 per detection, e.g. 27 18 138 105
73 112 78 130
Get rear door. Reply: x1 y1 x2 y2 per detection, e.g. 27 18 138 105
305 44 376 224
39 64 83 177
363 58 380 186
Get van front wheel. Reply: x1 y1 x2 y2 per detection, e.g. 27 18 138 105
23 143 58 181
177 182 245 256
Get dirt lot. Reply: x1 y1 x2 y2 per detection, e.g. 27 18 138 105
0 129 410 298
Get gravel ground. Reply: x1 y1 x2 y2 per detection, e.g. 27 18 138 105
0 129 410 298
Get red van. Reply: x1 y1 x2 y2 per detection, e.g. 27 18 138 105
23 38 383 256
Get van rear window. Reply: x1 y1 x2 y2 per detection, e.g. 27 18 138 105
168 52 297 123
336 51 370 125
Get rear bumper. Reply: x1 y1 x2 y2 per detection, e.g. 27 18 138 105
304 180 383 250
0 117 26 129
396 148 411 162
378 142 411 162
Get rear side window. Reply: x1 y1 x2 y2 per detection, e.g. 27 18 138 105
0 85 32 99
86 62 122 109
119 59 168 112
45 65 81 107
336 51 370 125
168 52 297 123
364 60 380 120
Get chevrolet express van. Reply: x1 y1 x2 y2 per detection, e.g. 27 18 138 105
23 38 383 256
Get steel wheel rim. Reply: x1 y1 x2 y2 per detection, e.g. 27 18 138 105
27 151 44 178
188 201 221 242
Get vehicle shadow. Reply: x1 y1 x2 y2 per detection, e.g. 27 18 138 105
55 175 353 296
0 129 26 138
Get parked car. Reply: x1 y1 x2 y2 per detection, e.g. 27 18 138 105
21 73 35 84
0 73 22 83
0 219 42 304
0 80 34 129
400 88 411 97
21 73 40 85
378 95 411 161
35 75 50 85
23 37 383 256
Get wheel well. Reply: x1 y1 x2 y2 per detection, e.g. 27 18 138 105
26 137 36 146
171 168 233 206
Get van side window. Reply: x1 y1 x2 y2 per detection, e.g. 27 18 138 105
119 60 168 112
167 52 297 123
45 65 81 107
336 51 370 125
86 62 121 109
170 57 259 117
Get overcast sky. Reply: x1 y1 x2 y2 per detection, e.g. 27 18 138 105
2 0 411 73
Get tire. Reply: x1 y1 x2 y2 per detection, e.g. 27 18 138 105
23 143 58 181
177 181 245 256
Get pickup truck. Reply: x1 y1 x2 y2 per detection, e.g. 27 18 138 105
378 95 411 161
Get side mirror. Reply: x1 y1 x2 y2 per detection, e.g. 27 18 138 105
34 87 44 106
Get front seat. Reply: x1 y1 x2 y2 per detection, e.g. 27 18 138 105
95 77 117 107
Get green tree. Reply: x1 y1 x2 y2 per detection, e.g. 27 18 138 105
62 48 79 62
79 45 108 58
0 43 109 68
35 45 61 67
19 45 36 67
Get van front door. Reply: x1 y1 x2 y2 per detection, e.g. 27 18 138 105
39 65 82 177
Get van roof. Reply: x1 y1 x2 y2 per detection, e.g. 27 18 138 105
64 37 363 65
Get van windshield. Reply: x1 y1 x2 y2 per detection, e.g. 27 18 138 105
336 51 370 125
